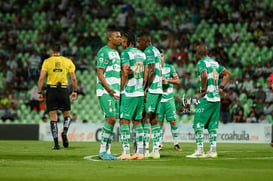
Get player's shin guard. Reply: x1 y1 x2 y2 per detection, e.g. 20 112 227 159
208 129 217 152
135 124 144 154
99 122 113 153
143 123 150 154
50 121 58 146
120 124 130 155
151 124 160 154
63 116 71 135
194 127 204 152
171 124 179 145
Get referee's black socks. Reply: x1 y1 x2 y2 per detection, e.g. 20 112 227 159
63 117 71 135
50 121 59 146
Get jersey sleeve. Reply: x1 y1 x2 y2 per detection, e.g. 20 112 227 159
144 49 155 65
219 65 225 73
197 61 207 75
170 65 178 78
41 59 48 72
68 59 76 72
120 51 130 66
97 50 109 69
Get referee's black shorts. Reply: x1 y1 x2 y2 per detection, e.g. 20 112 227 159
46 86 71 112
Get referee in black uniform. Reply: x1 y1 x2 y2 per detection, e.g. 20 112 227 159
38 43 77 150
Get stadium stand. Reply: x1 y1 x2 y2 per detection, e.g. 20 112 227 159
0 0 272 124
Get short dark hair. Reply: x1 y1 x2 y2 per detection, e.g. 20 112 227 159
106 25 120 39
122 31 136 47
50 43 61 52
137 31 151 38
158 48 163 53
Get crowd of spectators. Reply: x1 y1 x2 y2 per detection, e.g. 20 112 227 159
0 0 272 123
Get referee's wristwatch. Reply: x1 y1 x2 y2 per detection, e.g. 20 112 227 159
73 90 78 93
38 92 42 94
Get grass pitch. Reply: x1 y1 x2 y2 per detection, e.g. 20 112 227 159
0 141 272 181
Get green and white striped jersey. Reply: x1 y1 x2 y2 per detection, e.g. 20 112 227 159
161 63 178 102
96 45 121 97
197 56 225 102
121 47 146 97
144 45 163 94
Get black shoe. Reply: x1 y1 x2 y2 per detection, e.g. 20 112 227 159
174 144 182 151
62 133 69 148
53 145 60 150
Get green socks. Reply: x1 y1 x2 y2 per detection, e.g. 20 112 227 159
99 122 113 153
135 124 144 154
143 123 150 154
151 124 160 153
120 124 130 155
195 127 204 152
171 124 179 145
209 129 217 152
159 123 164 145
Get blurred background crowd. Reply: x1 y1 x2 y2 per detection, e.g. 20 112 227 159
0 0 272 124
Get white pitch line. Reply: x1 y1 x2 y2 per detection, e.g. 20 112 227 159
83 155 102 162
217 157 273 160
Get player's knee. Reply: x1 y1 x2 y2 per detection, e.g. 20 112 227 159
106 116 116 125
158 121 163 125
151 118 158 125
120 118 129 125
170 120 176 125
133 120 141 126
62 111 70 118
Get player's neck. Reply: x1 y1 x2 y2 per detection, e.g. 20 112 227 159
108 42 117 50
51 53 60 56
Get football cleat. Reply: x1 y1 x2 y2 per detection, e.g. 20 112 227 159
61 133 69 148
98 152 111 160
186 150 206 158
206 151 218 158
52 145 60 150
159 144 163 151
149 152 160 159
174 144 182 151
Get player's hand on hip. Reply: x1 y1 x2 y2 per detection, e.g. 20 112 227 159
38 94 43 101
219 88 224 95
162 77 168 84
108 89 119 100
198 92 207 100
127 67 133 75
71 92 77 101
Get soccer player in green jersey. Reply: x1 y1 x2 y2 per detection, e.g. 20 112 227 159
186 44 230 158
118 31 146 160
96 27 121 160
157 49 182 151
137 32 163 159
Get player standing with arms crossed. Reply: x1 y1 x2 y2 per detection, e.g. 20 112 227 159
96 27 121 160
137 32 163 159
157 49 182 151
38 43 77 150
118 31 146 160
187 44 230 158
